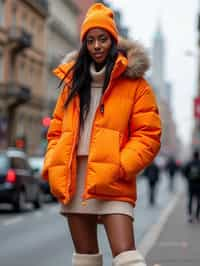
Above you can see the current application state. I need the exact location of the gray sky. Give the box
[107,0,199,146]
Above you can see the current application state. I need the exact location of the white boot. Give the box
[113,250,147,266]
[72,253,103,266]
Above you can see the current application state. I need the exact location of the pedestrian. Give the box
[165,156,178,192]
[182,150,200,223]
[144,161,160,206]
[42,3,161,266]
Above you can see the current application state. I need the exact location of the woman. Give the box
[42,3,161,266]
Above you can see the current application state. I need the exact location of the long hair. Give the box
[58,36,118,128]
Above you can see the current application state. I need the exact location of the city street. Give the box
[0,1,199,266]
[0,172,184,266]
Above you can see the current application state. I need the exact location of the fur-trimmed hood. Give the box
[60,37,150,79]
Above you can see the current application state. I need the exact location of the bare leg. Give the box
[66,213,99,254]
[101,214,136,257]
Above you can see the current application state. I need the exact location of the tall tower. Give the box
[151,22,179,156]
[151,23,165,100]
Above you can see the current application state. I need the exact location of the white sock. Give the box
[113,250,147,266]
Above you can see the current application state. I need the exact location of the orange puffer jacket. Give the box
[42,38,162,206]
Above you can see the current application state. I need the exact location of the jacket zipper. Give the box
[82,80,114,203]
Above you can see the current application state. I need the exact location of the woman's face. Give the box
[86,28,112,65]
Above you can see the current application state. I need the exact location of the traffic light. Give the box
[42,116,51,128]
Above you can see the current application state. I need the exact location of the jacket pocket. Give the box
[87,128,121,194]
[48,165,69,202]
[49,132,72,166]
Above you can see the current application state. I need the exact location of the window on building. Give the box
[0,0,5,26]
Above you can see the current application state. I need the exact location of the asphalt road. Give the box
[0,172,184,266]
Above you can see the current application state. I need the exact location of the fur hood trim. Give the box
[61,37,150,79]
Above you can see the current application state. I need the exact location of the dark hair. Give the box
[58,36,118,128]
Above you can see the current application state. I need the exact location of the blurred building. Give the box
[151,24,165,100]
[45,0,79,115]
[0,0,48,153]
[158,99,180,156]
[0,0,80,155]
[151,23,172,105]
[150,23,180,157]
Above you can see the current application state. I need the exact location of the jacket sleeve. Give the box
[42,88,67,180]
[120,79,162,181]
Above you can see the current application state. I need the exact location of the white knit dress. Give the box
[60,64,133,219]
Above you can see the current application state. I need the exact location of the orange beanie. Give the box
[80,3,119,43]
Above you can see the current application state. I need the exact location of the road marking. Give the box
[3,216,23,226]
[138,191,182,257]
[158,241,189,248]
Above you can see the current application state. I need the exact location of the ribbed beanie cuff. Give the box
[113,250,147,266]
[72,253,103,266]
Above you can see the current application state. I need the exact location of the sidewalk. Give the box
[144,193,200,266]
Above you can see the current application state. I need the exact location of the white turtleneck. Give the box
[77,63,106,156]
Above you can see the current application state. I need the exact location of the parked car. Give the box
[0,148,42,212]
[28,156,54,200]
